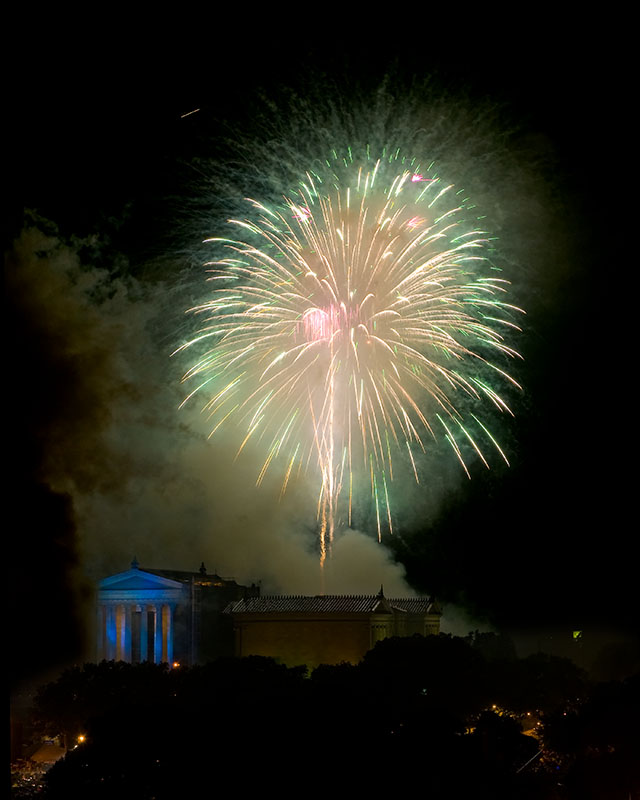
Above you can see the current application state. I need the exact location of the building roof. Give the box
[128,559,248,590]
[98,568,187,592]
[225,594,440,615]
[143,567,241,587]
[389,598,442,615]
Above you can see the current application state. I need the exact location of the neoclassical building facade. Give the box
[97,563,442,669]
[96,560,259,665]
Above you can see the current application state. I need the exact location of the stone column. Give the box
[115,605,125,661]
[123,605,133,662]
[154,604,163,663]
[163,604,175,665]
[139,606,148,662]
[96,605,104,661]
[106,605,117,661]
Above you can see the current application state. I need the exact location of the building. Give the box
[226,588,442,668]
[96,559,259,665]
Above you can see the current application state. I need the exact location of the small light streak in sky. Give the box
[411,173,435,183]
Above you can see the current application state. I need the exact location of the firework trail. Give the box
[177,147,523,566]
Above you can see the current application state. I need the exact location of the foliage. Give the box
[33,640,637,798]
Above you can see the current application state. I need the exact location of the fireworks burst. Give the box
[177,148,523,564]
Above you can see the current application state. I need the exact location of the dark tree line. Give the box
[32,634,638,799]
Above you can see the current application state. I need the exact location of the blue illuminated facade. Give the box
[97,566,188,664]
[97,560,259,665]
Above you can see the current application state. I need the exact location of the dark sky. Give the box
[8,21,634,685]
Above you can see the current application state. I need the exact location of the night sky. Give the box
[8,19,634,687]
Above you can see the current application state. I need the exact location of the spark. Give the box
[178,150,523,564]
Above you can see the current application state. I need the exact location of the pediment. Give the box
[99,569,185,591]
[370,597,394,614]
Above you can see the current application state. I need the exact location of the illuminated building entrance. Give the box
[96,565,187,664]
[96,560,260,665]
